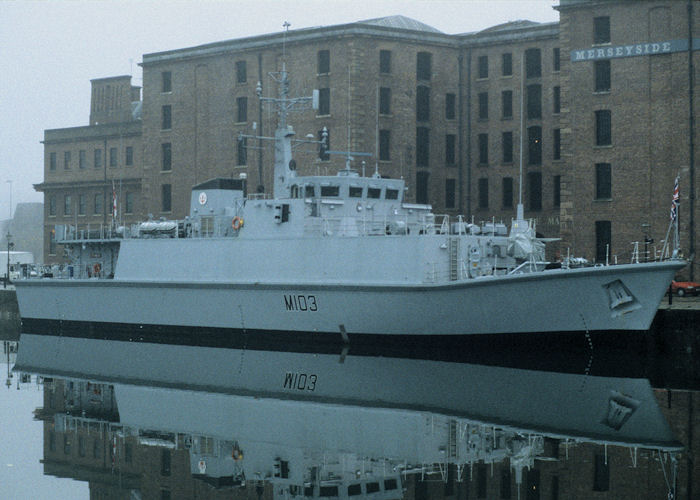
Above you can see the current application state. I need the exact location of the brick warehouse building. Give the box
[38,0,700,280]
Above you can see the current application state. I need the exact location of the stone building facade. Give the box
[37,76,143,261]
[38,1,700,279]
[557,0,700,273]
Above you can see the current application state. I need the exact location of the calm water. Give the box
[2,325,698,500]
[0,357,87,499]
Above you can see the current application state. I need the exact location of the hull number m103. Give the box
[283,372,317,391]
[284,294,318,311]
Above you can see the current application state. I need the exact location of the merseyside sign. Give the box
[571,39,700,62]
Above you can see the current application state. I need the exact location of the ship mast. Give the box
[250,22,319,198]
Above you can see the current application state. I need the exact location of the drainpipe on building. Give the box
[465,48,473,217]
[458,52,464,214]
[688,0,696,280]
[103,138,108,229]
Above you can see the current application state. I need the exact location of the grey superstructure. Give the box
[15,65,684,341]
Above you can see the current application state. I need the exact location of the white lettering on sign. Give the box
[571,39,692,62]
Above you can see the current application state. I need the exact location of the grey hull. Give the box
[15,260,682,335]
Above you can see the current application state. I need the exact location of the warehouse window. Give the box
[502,52,512,76]
[478,178,489,209]
[445,178,456,209]
[502,177,513,208]
[527,84,542,119]
[379,130,391,161]
[379,49,391,73]
[502,90,513,119]
[237,137,247,166]
[379,87,391,115]
[595,110,612,146]
[502,131,513,164]
[445,134,456,165]
[596,163,612,199]
[553,47,561,71]
[478,55,488,79]
[235,60,247,83]
[417,52,432,80]
[318,88,330,115]
[528,171,542,211]
[236,96,247,122]
[161,71,171,93]
[478,133,489,165]
[595,222,612,264]
[595,60,611,92]
[161,184,172,213]
[594,16,611,44]
[445,93,456,120]
[528,126,542,165]
[478,92,488,120]
[161,105,172,130]
[317,49,330,74]
[525,48,541,78]
[94,194,103,215]
[416,85,430,121]
[161,143,172,171]
[416,127,430,167]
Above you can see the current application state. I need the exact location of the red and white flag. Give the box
[670,176,680,221]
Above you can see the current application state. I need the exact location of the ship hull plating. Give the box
[15,260,681,338]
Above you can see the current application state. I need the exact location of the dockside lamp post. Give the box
[4,233,11,288]
[4,180,11,289]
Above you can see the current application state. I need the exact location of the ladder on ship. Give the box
[449,238,460,281]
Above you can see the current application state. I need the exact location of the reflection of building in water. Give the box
[28,376,690,500]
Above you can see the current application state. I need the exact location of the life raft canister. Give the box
[232,216,244,231]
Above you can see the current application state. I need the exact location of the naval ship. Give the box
[15,64,684,343]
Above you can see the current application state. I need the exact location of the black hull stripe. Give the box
[20,317,653,377]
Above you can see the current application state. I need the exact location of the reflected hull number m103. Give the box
[284,372,317,391]
[284,294,318,311]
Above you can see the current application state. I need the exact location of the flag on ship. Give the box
[670,176,680,221]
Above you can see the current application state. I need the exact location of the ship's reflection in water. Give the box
[11,332,695,500]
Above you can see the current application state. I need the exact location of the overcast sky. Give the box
[0,0,559,223]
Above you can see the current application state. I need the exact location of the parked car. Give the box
[670,280,700,297]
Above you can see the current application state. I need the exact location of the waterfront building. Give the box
[36,76,143,261]
[37,1,700,280]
